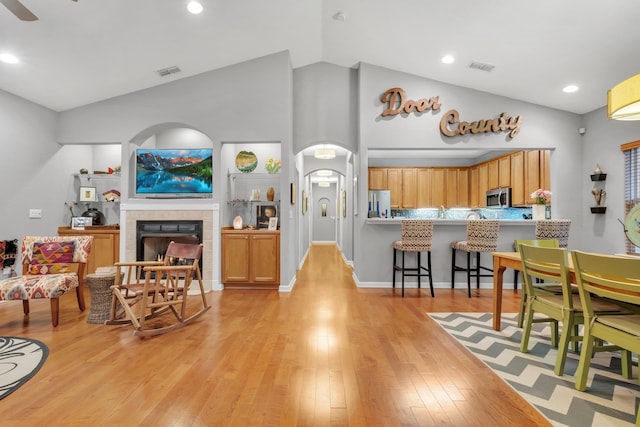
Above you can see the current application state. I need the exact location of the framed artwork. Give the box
[353,177,358,216]
[290,183,296,205]
[268,217,278,230]
[256,204,278,229]
[71,216,92,230]
[342,190,346,218]
[79,186,96,202]
[302,190,307,215]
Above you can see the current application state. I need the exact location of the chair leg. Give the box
[427,252,434,297]
[22,300,30,315]
[401,251,406,297]
[517,292,526,328]
[475,252,481,289]
[50,298,60,327]
[75,282,86,311]
[417,252,421,290]
[392,248,397,289]
[513,270,519,290]
[466,251,472,298]
[451,248,456,288]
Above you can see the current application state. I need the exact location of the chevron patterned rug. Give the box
[429,312,640,427]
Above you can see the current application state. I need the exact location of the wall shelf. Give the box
[590,206,606,214]
[590,173,607,181]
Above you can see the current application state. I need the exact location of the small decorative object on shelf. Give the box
[233,216,243,230]
[264,158,281,174]
[590,164,607,181]
[592,188,606,206]
[266,187,275,201]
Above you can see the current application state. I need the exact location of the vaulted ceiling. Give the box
[1,0,639,114]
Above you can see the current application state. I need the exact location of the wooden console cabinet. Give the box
[221,227,280,289]
[58,225,120,274]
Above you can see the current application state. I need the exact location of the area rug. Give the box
[0,336,48,400]
[429,312,640,427]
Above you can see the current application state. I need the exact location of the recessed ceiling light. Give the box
[187,1,203,14]
[0,53,19,64]
[441,55,455,64]
[563,85,579,93]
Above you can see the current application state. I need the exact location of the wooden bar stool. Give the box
[451,220,500,297]
[392,220,434,297]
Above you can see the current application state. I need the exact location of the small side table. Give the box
[86,267,120,324]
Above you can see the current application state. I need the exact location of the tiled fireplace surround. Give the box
[120,202,221,292]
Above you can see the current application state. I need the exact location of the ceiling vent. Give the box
[468,61,495,72]
[157,66,181,77]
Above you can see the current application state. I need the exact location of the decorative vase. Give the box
[532,204,546,221]
[266,187,275,201]
[81,208,106,226]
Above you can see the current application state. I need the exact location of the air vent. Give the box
[468,61,495,72]
[156,66,181,77]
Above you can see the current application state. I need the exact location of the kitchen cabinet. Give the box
[498,155,511,188]
[477,163,489,207]
[221,227,280,289]
[469,166,479,207]
[416,168,432,208]
[510,151,525,206]
[457,168,469,207]
[58,226,120,274]
[488,159,499,190]
[386,168,417,209]
[431,168,447,208]
[368,167,387,190]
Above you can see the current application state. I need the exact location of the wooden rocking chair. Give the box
[106,241,210,337]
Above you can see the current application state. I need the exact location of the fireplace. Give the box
[136,220,203,268]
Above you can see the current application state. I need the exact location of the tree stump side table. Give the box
[86,267,121,324]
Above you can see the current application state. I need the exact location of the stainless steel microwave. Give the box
[486,187,512,208]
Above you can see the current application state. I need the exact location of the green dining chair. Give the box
[519,245,627,376]
[514,239,559,329]
[571,251,640,410]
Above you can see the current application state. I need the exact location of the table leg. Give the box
[493,258,506,330]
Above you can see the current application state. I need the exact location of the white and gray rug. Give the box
[429,312,640,427]
[0,336,48,400]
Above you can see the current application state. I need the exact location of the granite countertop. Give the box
[366,218,534,225]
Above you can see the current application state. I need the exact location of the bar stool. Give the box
[451,220,500,297]
[392,220,434,297]
[513,219,572,289]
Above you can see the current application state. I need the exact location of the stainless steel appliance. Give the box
[486,187,512,208]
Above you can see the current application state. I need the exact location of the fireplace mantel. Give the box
[119,201,221,292]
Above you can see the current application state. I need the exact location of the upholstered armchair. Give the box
[0,235,93,326]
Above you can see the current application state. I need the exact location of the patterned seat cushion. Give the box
[0,273,79,300]
[392,220,433,252]
[451,220,500,253]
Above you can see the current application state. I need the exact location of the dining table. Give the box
[491,251,577,330]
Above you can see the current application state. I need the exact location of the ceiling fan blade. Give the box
[0,0,38,21]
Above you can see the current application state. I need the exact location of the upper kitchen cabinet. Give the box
[368,167,387,190]
[416,168,432,208]
[387,168,417,209]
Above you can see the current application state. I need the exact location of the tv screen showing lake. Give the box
[136,171,212,194]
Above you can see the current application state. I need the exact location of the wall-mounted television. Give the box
[134,148,213,198]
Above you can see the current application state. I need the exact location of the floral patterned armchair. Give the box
[0,236,93,326]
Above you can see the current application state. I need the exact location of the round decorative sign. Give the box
[235,151,257,173]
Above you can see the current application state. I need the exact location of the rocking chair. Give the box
[106,241,210,337]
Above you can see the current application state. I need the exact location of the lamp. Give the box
[608,73,640,120]
[314,148,336,160]
[318,181,330,187]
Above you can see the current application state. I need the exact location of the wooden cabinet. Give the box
[524,150,542,205]
[469,166,479,207]
[368,167,387,190]
[498,156,511,188]
[431,168,447,208]
[58,226,120,274]
[457,168,469,208]
[510,151,525,206]
[221,228,280,289]
[488,159,499,190]
[477,162,489,207]
[385,168,417,209]
[416,168,432,208]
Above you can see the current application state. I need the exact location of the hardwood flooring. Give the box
[0,244,549,426]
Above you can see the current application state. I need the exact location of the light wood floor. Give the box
[0,244,549,426]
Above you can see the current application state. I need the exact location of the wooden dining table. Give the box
[491,251,578,330]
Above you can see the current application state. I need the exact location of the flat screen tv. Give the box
[135,148,213,198]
